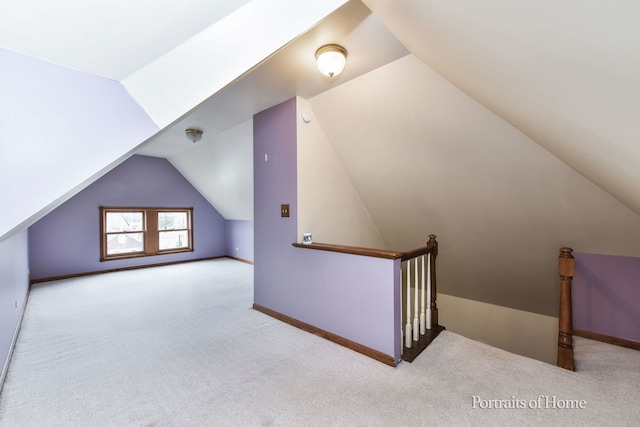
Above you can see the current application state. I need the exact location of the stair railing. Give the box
[401,234,444,362]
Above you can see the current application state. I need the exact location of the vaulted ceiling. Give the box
[368,0,640,216]
[2,0,639,316]
[3,0,638,220]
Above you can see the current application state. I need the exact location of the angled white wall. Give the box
[169,120,254,220]
[297,97,386,248]
[365,0,640,216]
[308,54,640,317]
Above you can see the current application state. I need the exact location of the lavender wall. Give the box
[253,98,400,360]
[254,98,299,307]
[0,230,29,382]
[28,155,227,280]
[573,252,640,343]
[225,220,254,262]
[0,48,159,240]
[291,250,401,359]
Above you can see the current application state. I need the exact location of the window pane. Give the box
[106,232,144,255]
[158,211,188,230]
[106,212,143,232]
[159,230,189,250]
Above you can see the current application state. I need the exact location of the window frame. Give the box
[100,207,194,261]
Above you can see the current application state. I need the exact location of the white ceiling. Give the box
[9,0,637,209]
[134,0,408,223]
[2,0,638,219]
[0,0,408,159]
[0,0,253,80]
[364,0,640,216]
[135,0,408,158]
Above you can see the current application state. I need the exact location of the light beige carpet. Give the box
[1,259,638,426]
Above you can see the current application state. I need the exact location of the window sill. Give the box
[100,248,194,262]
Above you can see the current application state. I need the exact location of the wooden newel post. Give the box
[557,247,575,371]
[427,234,439,327]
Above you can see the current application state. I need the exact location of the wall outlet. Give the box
[281,204,290,217]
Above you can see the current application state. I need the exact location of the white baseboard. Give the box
[0,288,30,394]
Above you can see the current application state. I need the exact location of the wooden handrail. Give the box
[292,242,404,259]
[399,236,435,261]
[292,237,437,261]
[557,247,575,371]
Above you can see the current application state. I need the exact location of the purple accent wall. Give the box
[253,98,400,360]
[225,220,254,262]
[0,230,29,381]
[573,252,640,343]
[292,250,401,358]
[28,155,227,280]
[254,97,299,307]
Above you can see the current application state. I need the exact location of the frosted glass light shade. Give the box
[315,44,347,77]
[185,128,203,143]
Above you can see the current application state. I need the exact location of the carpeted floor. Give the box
[0,258,638,426]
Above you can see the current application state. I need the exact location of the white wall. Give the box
[365,0,640,217]
[308,54,640,317]
[170,120,254,220]
[296,97,386,248]
[438,294,558,364]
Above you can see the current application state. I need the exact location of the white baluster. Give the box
[405,261,412,348]
[400,267,404,353]
[420,255,426,334]
[426,254,432,330]
[413,258,419,341]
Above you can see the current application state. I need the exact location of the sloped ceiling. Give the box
[138,0,408,220]
[363,0,640,216]
[169,120,254,221]
[138,0,408,159]
[0,0,253,81]
[140,0,640,228]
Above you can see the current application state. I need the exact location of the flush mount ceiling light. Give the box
[185,128,203,143]
[315,44,347,78]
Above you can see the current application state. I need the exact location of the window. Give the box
[103,210,145,256]
[158,211,190,250]
[100,207,193,261]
